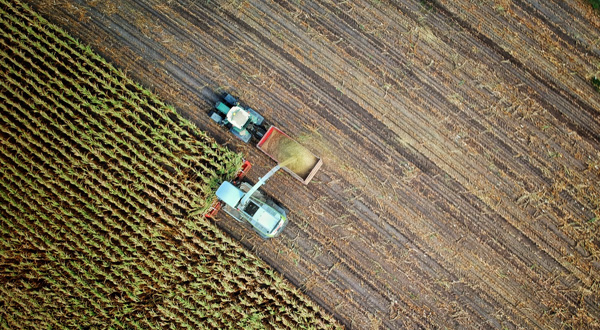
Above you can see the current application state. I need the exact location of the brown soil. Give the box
[29,0,600,328]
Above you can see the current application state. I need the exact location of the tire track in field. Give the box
[423,0,600,146]
[526,0,600,57]
[205,1,596,328]
[204,4,568,326]
[46,0,252,128]
[414,0,599,297]
[182,7,509,318]
[297,0,568,214]
[255,0,592,314]
[178,5,452,327]
[213,2,439,176]
[332,0,598,287]
[193,0,592,326]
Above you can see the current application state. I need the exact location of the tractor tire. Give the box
[224,94,237,106]
[208,110,223,123]
[254,125,267,140]
[246,123,267,140]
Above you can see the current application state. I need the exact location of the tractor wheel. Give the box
[208,110,223,123]
[254,125,267,140]
[224,94,237,106]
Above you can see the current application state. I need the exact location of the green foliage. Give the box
[591,76,600,92]
[588,0,600,9]
[0,0,341,329]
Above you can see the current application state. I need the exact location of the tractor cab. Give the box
[209,94,266,143]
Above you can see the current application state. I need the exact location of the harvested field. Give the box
[0,1,341,328]
[25,0,600,328]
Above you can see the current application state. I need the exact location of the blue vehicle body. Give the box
[209,94,266,143]
[216,180,288,239]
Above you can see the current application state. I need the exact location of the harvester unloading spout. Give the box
[239,164,282,208]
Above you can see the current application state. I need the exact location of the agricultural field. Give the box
[19,0,600,329]
[0,1,341,328]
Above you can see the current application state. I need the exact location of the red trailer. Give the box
[257,126,322,185]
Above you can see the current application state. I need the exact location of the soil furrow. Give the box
[25,0,600,328]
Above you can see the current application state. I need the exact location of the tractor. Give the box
[208,93,268,143]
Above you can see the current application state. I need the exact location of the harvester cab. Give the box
[212,164,288,239]
[208,94,268,143]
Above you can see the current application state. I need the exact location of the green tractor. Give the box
[208,94,268,143]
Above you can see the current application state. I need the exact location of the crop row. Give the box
[0,0,341,329]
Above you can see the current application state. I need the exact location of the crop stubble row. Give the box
[27,0,600,329]
[205,1,599,327]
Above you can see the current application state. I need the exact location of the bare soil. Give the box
[29,0,600,328]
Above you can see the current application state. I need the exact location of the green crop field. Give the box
[0,0,341,328]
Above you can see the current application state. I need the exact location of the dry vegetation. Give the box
[25,0,600,328]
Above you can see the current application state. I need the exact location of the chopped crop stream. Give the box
[0,1,341,328]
